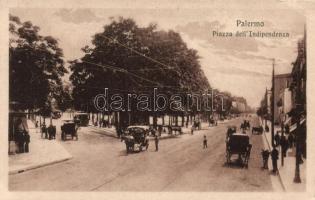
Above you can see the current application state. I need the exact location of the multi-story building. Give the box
[273,73,292,124]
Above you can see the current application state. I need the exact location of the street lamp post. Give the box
[271,59,275,147]
[293,73,302,183]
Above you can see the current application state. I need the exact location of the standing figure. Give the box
[265,124,269,132]
[191,125,194,135]
[261,149,270,169]
[271,147,279,174]
[274,132,280,147]
[154,135,159,151]
[158,126,162,136]
[15,118,26,153]
[288,133,294,148]
[280,135,288,157]
[24,132,30,153]
[203,135,208,149]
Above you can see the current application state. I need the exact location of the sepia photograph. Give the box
[2,0,314,197]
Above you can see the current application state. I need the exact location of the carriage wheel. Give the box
[226,151,231,164]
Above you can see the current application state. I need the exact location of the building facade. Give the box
[273,73,292,125]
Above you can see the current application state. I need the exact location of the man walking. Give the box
[203,135,208,149]
[154,135,159,151]
[271,147,279,174]
[261,149,270,169]
[274,132,280,147]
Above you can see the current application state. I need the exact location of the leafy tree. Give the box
[70,17,211,127]
[9,15,67,116]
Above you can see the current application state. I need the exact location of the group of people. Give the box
[261,147,279,174]
[40,123,56,140]
[274,131,295,157]
[15,118,30,154]
[97,119,111,128]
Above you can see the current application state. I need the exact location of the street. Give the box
[9,116,273,191]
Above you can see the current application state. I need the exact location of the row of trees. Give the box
[9,15,250,128]
[9,15,72,119]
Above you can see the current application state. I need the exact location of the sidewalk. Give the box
[260,119,306,192]
[9,120,72,175]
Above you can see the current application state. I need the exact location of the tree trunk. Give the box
[153,115,158,129]
[114,112,118,127]
[175,115,178,126]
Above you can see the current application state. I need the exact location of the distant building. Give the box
[232,101,246,113]
[273,73,292,124]
[266,89,272,115]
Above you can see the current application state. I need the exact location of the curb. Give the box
[260,119,286,192]
[9,156,73,175]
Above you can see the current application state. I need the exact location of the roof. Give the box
[127,125,150,130]
[231,133,249,137]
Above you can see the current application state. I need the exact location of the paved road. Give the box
[9,116,273,191]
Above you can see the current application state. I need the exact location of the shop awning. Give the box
[289,118,306,133]
[284,117,292,126]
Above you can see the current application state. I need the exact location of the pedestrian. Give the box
[158,125,162,136]
[265,125,269,132]
[15,118,26,153]
[274,132,280,147]
[24,132,30,153]
[288,133,294,148]
[15,129,23,153]
[41,123,46,138]
[191,125,194,135]
[261,149,270,169]
[203,135,207,149]
[271,147,279,174]
[151,128,156,137]
[280,135,288,157]
[154,135,159,151]
[35,121,39,128]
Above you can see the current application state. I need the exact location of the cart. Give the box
[226,133,252,168]
[61,120,78,141]
[122,126,149,153]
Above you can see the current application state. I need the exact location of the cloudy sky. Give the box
[10,6,306,107]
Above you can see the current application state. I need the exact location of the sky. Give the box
[10,6,306,108]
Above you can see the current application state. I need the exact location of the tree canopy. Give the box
[70,17,210,113]
[9,14,68,115]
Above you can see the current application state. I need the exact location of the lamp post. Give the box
[293,71,302,183]
[271,59,275,147]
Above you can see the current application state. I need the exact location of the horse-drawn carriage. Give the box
[209,118,217,126]
[168,125,182,135]
[61,120,78,141]
[226,126,237,138]
[226,132,252,168]
[240,120,250,131]
[252,125,263,134]
[122,125,149,153]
